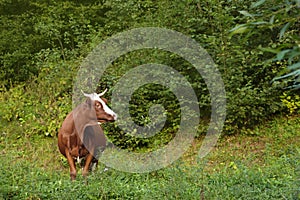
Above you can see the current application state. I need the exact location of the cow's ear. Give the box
[101,97,108,104]
[85,98,92,108]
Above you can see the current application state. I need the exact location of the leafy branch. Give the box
[230,0,300,89]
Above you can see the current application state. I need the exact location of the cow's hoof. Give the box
[70,173,76,181]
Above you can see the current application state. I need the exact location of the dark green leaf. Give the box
[273,70,300,81]
[279,22,291,39]
[275,49,292,61]
[250,21,268,25]
[287,49,300,63]
[251,0,266,8]
[288,62,300,71]
[229,24,248,35]
[238,10,254,18]
[259,47,279,54]
[269,15,275,24]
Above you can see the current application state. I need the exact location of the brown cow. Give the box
[58,89,117,181]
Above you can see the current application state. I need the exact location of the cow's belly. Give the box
[70,145,89,159]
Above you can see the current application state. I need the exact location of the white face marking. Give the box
[89,93,117,120]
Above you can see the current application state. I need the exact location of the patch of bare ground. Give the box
[182,116,300,173]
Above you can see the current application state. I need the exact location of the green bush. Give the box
[0,52,75,137]
[99,0,286,137]
[229,0,300,89]
[1,0,299,144]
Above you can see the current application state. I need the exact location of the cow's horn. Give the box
[98,88,108,97]
[81,90,92,98]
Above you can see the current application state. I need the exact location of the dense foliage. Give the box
[230,0,300,89]
[0,0,300,149]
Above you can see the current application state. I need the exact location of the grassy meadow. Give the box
[0,116,299,199]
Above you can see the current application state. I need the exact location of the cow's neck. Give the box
[72,102,99,139]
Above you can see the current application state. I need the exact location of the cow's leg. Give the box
[82,152,94,178]
[65,148,76,181]
[89,158,98,172]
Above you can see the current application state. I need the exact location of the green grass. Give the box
[0,117,299,199]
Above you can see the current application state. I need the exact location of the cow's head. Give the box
[82,89,117,123]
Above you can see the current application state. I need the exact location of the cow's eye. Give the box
[96,102,102,109]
